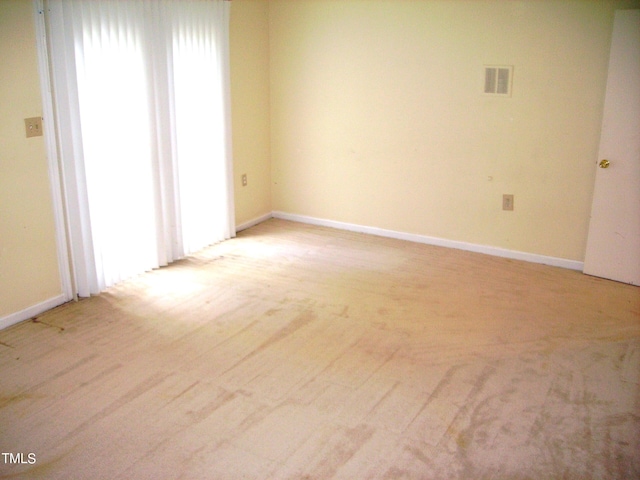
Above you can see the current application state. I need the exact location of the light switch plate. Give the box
[25,117,43,138]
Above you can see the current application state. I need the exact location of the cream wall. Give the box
[230,0,272,227]
[269,0,639,261]
[0,0,62,319]
[1,0,634,322]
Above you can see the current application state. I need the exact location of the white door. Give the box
[583,9,640,286]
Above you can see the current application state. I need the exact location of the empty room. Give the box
[1,0,639,478]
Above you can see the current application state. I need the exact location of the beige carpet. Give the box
[1,218,638,479]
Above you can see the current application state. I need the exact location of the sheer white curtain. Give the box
[43,0,234,297]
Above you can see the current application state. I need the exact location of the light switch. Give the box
[25,117,43,138]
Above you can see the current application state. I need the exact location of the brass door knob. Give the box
[599,159,610,169]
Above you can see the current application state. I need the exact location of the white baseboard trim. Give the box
[272,211,584,271]
[236,212,274,232]
[0,294,68,331]
[0,213,583,332]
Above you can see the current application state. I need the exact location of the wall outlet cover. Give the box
[503,194,514,211]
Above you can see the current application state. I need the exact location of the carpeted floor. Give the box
[1,219,639,479]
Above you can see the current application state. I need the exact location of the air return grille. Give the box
[484,65,513,96]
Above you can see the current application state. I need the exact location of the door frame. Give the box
[33,0,75,301]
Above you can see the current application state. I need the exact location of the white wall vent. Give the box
[484,65,513,96]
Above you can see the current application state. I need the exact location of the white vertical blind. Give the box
[75,1,159,289]
[44,0,234,296]
[169,0,234,255]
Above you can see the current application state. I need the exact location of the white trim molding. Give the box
[272,211,584,271]
[33,0,75,301]
[0,295,68,331]
[236,212,273,232]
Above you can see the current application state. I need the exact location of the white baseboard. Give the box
[0,294,68,331]
[0,213,583,332]
[272,211,584,271]
[236,212,273,232]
